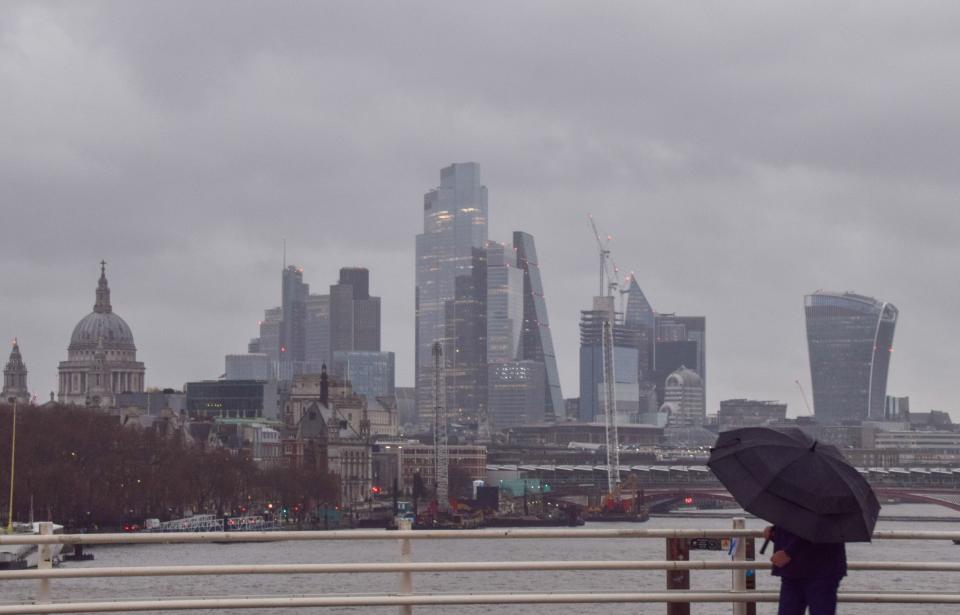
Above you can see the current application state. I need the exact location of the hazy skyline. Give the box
[2,2,958,417]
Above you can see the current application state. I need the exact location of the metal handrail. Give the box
[3,559,960,581]
[4,527,960,545]
[3,591,960,614]
[4,523,960,614]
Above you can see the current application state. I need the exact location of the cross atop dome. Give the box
[94,260,112,314]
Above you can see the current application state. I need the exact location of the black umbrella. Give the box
[707,427,880,543]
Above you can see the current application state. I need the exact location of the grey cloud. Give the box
[1,1,957,416]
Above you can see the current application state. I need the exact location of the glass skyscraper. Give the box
[513,231,564,420]
[415,163,489,425]
[805,291,898,423]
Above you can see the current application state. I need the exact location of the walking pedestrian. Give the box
[764,525,847,615]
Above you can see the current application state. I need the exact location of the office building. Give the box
[652,314,706,405]
[331,351,395,400]
[578,295,641,422]
[487,360,546,430]
[885,396,910,421]
[280,265,309,371]
[225,353,274,381]
[513,231,564,420]
[659,366,705,427]
[2,339,29,404]
[718,399,787,431]
[330,267,381,355]
[444,248,487,425]
[485,241,524,363]
[415,162,488,426]
[305,294,331,370]
[805,291,898,423]
[185,380,279,420]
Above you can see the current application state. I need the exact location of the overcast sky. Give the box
[2,1,958,418]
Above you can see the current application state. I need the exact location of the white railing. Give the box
[2,521,960,613]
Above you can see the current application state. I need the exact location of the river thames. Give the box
[4,504,958,614]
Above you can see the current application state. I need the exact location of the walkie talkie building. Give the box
[804,291,898,423]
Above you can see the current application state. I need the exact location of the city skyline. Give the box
[2,3,958,418]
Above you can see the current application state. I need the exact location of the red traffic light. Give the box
[683,496,694,505]
[371,486,381,494]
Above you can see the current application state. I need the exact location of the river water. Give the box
[3,504,958,614]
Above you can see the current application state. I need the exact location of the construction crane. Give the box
[601,320,621,494]
[795,380,813,415]
[588,214,620,298]
[432,342,449,512]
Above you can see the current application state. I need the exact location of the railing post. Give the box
[745,535,756,615]
[37,521,53,610]
[731,517,747,615]
[398,518,413,615]
[666,536,690,615]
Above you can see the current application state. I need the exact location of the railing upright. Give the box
[731,518,747,615]
[37,522,53,611]
[665,535,690,615]
[398,519,413,615]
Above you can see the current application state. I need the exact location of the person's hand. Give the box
[762,526,774,541]
[770,550,791,568]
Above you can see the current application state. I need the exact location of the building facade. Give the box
[330,351,395,400]
[58,263,146,407]
[805,291,898,423]
[487,360,546,430]
[660,366,706,427]
[415,163,489,426]
[225,353,274,381]
[718,399,788,431]
[184,380,279,420]
[578,295,641,422]
[513,231,564,421]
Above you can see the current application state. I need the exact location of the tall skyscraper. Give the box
[805,291,898,423]
[331,350,395,401]
[280,265,309,368]
[444,248,487,425]
[514,231,564,420]
[330,267,381,355]
[485,241,524,363]
[415,162,488,425]
[305,293,331,369]
[2,339,30,404]
[623,274,656,385]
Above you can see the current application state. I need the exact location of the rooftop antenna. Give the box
[283,239,287,269]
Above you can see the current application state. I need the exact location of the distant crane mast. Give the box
[432,342,449,512]
[589,214,621,495]
[601,320,621,493]
[795,380,813,415]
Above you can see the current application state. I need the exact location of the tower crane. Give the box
[433,342,449,512]
[588,214,620,298]
[588,214,621,497]
[795,380,813,415]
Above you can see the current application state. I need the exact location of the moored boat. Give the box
[0,522,65,569]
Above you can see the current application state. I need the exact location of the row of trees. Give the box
[0,404,339,529]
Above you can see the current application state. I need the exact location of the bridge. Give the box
[2,522,960,613]
[490,464,960,512]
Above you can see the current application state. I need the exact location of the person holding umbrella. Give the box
[763,524,847,614]
[708,427,880,615]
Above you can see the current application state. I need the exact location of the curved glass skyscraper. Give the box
[804,291,898,423]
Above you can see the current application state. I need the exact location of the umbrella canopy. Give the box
[707,427,880,543]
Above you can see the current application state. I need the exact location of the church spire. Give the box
[94,260,112,314]
[3,337,30,404]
